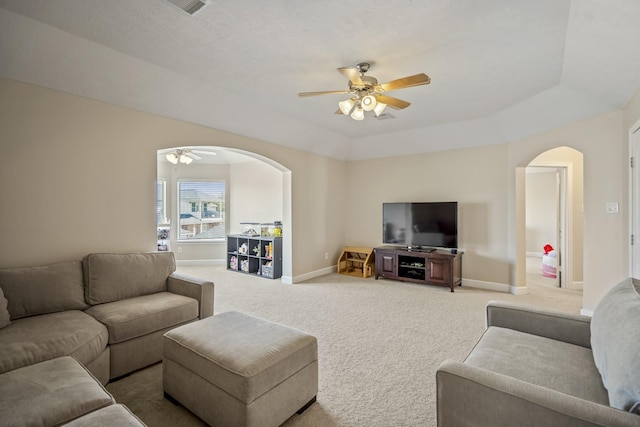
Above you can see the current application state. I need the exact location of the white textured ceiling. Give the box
[1,0,639,160]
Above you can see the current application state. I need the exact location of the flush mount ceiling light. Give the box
[298,62,430,121]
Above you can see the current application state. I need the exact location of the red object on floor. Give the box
[541,250,557,278]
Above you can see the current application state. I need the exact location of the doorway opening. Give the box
[524,147,584,291]
[156,146,292,280]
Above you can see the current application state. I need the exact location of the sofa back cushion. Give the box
[83,252,176,305]
[591,277,640,414]
[0,261,88,320]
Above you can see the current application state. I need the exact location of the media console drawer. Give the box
[374,246,462,292]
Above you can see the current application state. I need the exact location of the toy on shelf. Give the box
[240,223,260,236]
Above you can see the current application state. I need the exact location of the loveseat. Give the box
[437,278,640,426]
[0,252,213,384]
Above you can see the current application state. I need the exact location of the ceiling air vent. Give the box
[166,0,210,15]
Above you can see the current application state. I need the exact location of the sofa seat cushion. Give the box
[85,292,198,344]
[0,356,114,426]
[0,261,88,320]
[591,278,640,414]
[83,252,176,305]
[0,310,108,374]
[464,326,609,405]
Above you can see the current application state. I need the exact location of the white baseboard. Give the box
[175,263,543,298]
[176,259,224,266]
[289,266,336,284]
[462,279,523,294]
[580,308,594,317]
[566,281,583,291]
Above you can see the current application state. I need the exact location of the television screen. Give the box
[383,202,458,249]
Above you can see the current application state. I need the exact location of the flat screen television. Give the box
[382,202,458,249]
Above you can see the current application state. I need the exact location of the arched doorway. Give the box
[523,147,584,291]
[156,146,293,280]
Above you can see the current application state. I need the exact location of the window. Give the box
[156,179,167,224]
[177,180,225,241]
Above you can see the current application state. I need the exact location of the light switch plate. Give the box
[606,202,619,214]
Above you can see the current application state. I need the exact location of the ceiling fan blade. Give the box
[376,94,411,110]
[377,73,430,92]
[335,108,344,115]
[186,152,202,160]
[298,90,351,97]
[191,150,217,156]
[337,67,364,86]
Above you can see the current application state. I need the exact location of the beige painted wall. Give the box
[0,77,347,280]
[346,144,510,285]
[508,111,627,311]
[229,160,283,234]
[2,77,639,310]
[348,110,631,310]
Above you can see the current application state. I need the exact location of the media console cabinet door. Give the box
[380,254,395,275]
[426,258,451,285]
[375,250,397,279]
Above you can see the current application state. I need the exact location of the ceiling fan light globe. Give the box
[166,153,179,164]
[361,95,377,111]
[179,154,193,164]
[373,102,387,116]
[338,98,355,115]
[350,106,365,121]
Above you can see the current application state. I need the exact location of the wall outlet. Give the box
[325,252,329,260]
[178,247,183,253]
[606,202,619,214]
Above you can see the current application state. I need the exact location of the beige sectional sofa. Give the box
[0,251,213,425]
[437,278,640,426]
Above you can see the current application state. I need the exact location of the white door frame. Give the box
[526,162,572,289]
[629,118,640,279]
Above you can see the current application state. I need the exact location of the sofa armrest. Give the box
[486,301,591,348]
[436,359,639,427]
[167,273,214,319]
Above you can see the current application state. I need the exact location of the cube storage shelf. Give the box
[227,234,282,279]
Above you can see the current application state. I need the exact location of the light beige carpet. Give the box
[106,266,583,427]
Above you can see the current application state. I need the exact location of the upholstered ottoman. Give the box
[163,311,318,427]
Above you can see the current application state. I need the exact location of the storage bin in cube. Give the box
[261,265,274,278]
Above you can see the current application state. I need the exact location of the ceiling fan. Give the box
[162,148,217,164]
[298,62,430,120]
